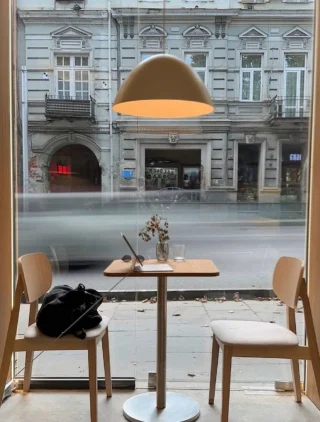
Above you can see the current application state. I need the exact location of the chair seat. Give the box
[24,316,110,342]
[211,320,299,347]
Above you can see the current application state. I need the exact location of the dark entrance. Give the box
[281,144,302,201]
[237,144,260,202]
[49,144,101,192]
[145,149,201,192]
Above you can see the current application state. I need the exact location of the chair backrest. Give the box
[18,253,52,303]
[273,256,304,309]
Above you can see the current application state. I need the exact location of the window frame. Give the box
[55,54,90,100]
[184,52,208,86]
[283,53,307,117]
[240,54,263,102]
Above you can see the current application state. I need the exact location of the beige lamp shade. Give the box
[113,54,214,118]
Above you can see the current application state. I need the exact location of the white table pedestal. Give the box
[123,392,200,422]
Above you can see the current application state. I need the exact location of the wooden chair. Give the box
[0,253,112,422]
[208,256,320,422]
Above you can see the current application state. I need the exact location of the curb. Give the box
[22,288,275,304]
[175,219,305,228]
[100,288,275,302]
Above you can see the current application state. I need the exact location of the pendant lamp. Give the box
[113,54,214,118]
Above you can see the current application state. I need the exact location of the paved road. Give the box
[54,224,305,292]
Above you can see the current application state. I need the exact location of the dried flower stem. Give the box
[139,215,170,243]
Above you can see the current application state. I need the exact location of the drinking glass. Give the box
[172,244,186,261]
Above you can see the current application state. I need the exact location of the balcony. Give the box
[269,96,311,123]
[45,95,96,122]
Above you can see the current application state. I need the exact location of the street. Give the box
[54,224,305,292]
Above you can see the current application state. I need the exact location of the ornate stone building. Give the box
[17,0,313,203]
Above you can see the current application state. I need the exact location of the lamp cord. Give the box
[163,0,166,54]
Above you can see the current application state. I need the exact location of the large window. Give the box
[56,55,89,100]
[12,0,316,396]
[185,53,208,84]
[240,54,262,101]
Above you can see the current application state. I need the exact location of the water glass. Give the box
[172,244,186,261]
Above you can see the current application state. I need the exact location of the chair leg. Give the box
[221,346,232,422]
[102,328,112,398]
[291,360,301,403]
[209,336,220,405]
[23,351,34,393]
[88,341,98,422]
[310,345,320,400]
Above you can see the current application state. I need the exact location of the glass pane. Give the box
[242,71,251,100]
[285,72,298,117]
[141,53,156,61]
[253,71,261,101]
[197,71,205,83]
[14,0,315,392]
[286,72,298,97]
[241,55,262,68]
[300,70,305,97]
[185,53,207,68]
[285,54,306,68]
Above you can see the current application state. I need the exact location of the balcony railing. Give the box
[269,96,311,120]
[45,95,96,122]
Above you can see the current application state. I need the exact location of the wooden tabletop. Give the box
[104,259,219,278]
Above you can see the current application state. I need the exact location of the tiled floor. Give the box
[0,388,319,422]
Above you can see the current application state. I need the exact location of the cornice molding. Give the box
[28,125,110,135]
[112,8,312,21]
[18,10,107,24]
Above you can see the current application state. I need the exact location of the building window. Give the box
[141,52,160,62]
[284,54,306,117]
[56,55,89,100]
[185,53,208,84]
[240,54,262,101]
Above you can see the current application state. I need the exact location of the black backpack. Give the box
[36,284,103,339]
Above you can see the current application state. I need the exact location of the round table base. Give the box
[123,392,200,422]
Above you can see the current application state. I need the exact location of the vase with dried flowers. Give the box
[139,215,170,261]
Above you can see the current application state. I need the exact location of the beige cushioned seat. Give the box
[24,316,110,342]
[211,320,299,347]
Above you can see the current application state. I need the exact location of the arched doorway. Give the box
[49,144,101,192]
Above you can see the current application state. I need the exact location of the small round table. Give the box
[104,259,220,422]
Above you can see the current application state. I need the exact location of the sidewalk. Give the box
[17,298,305,388]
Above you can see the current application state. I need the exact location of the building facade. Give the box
[17,0,314,203]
